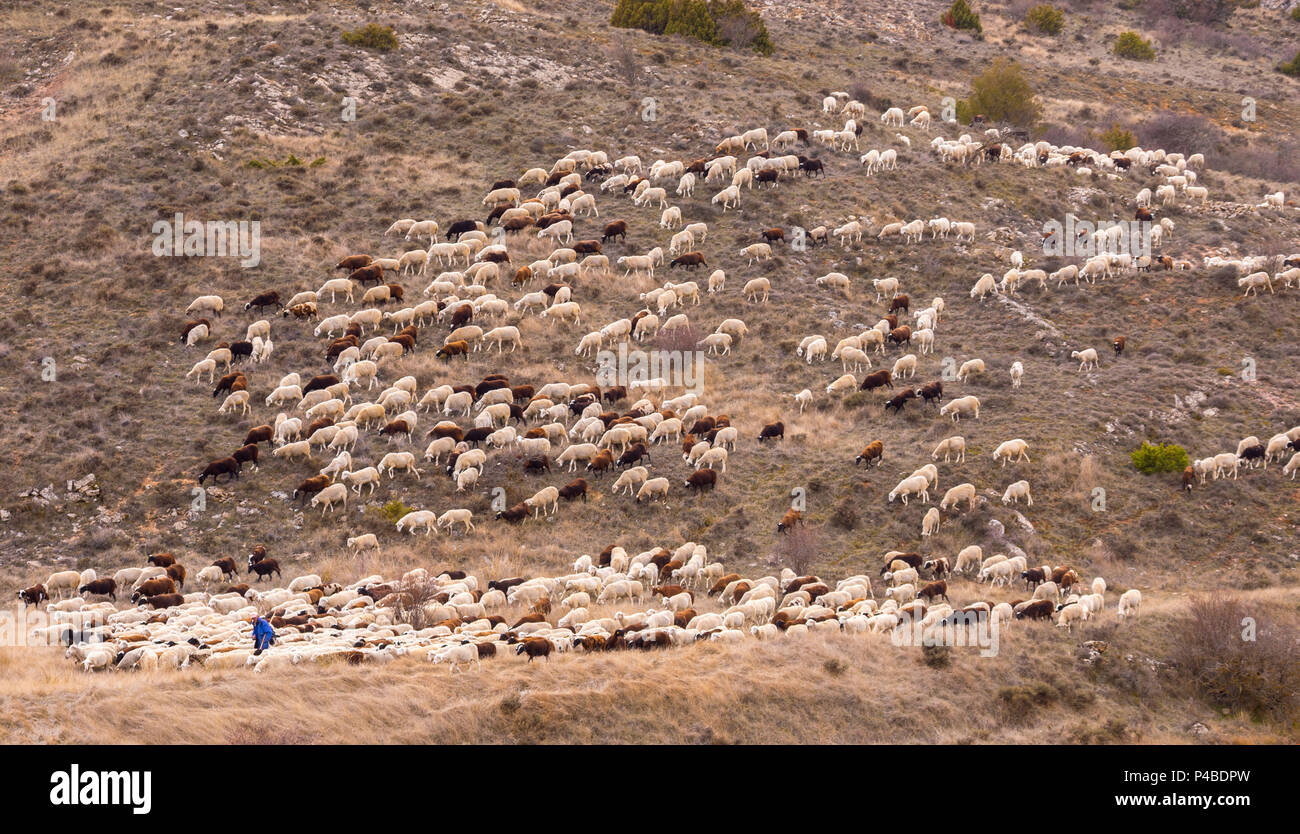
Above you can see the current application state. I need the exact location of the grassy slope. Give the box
[0,0,1296,742]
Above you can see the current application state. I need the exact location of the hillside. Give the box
[0,0,1297,744]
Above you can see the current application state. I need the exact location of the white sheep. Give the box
[1071,348,1099,372]
[921,507,941,537]
[1001,480,1033,506]
[970,273,997,300]
[939,396,980,422]
[186,295,224,318]
[1117,589,1142,620]
[888,475,930,505]
[956,358,984,382]
[940,483,977,512]
[1009,361,1024,389]
[992,439,1031,466]
[932,436,966,463]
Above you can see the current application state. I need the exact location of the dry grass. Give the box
[0,0,1298,742]
[2,587,1294,744]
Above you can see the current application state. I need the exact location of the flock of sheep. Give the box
[23,542,1142,673]
[22,84,1298,674]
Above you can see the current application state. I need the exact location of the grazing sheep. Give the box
[1009,361,1024,388]
[1117,589,1142,620]
[921,507,941,537]
[1001,480,1033,506]
[940,483,977,512]
[992,439,1031,466]
[932,436,966,463]
[956,358,984,382]
[939,396,980,422]
[1071,348,1099,372]
[888,475,930,505]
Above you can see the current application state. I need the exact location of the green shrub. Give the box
[374,499,413,524]
[341,23,398,51]
[954,58,1041,127]
[1113,31,1155,60]
[942,0,982,33]
[1099,123,1136,152]
[1292,6,1300,22]
[1280,49,1300,77]
[1024,4,1064,35]
[611,0,773,54]
[1131,441,1189,474]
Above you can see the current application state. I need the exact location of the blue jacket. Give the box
[252,617,275,650]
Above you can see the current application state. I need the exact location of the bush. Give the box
[1280,49,1300,78]
[374,498,413,524]
[611,0,773,54]
[1138,110,1223,156]
[942,0,983,33]
[1292,6,1300,22]
[954,58,1041,127]
[1130,441,1189,474]
[1169,596,1299,722]
[1099,123,1136,152]
[1113,31,1155,60]
[1024,4,1064,35]
[341,23,399,51]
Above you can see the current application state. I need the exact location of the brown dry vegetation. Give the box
[0,0,1297,742]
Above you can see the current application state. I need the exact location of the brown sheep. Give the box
[601,220,628,243]
[670,251,707,269]
[437,341,470,361]
[293,475,330,503]
[348,264,385,285]
[244,291,281,313]
[131,577,176,600]
[336,254,372,271]
[249,559,282,582]
[859,369,894,392]
[777,508,803,532]
[198,457,240,485]
[758,420,785,442]
[79,578,117,600]
[685,469,718,491]
[232,443,260,470]
[515,637,552,662]
[558,479,588,501]
[855,440,884,467]
[303,374,340,395]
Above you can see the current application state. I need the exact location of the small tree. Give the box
[1099,123,1137,153]
[340,23,399,51]
[1024,4,1064,35]
[957,58,1041,127]
[1131,441,1189,475]
[778,524,819,575]
[942,0,982,34]
[1114,31,1156,60]
[1280,49,1300,78]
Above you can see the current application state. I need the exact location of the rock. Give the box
[1010,511,1034,534]
[986,518,1005,539]
[1187,722,1210,736]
